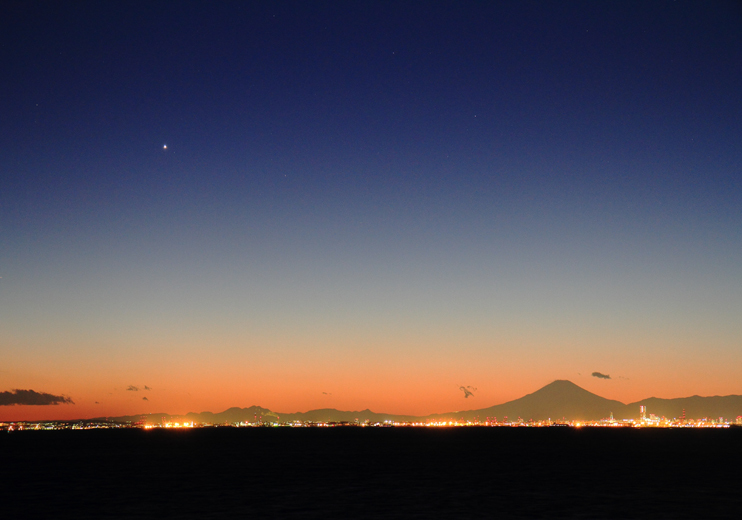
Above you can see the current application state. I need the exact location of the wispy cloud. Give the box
[142,396,149,401]
[0,389,74,406]
[459,385,477,398]
[126,385,139,391]
[144,385,151,390]
[592,372,611,380]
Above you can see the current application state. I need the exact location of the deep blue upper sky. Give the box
[2,1,741,416]
[5,1,740,217]
[5,1,740,283]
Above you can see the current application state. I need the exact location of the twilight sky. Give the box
[2,0,741,421]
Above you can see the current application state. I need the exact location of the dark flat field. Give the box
[2,427,741,519]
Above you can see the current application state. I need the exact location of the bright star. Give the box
[163,144,167,150]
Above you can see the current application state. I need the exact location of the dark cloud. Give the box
[144,385,151,390]
[0,389,74,406]
[142,396,148,401]
[459,385,477,398]
[126,385,139,391]
[592,372,611,380]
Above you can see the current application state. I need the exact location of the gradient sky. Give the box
[2,0,741,421]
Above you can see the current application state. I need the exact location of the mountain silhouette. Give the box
[488,379,630,421]
[429,380,629,422]
[91,380,742,425]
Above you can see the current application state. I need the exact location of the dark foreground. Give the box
[2,427,741,519]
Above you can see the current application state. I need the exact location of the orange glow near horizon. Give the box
[3,362,742,422]
[3,314,742,422]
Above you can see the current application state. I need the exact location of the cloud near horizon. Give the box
[592,372,611,379]
[126,385,139,391]
[0,389,74,406]
[459,386,477,398]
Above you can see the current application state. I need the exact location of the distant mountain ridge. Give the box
[95,380,742,425]
[630,395,742,421]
